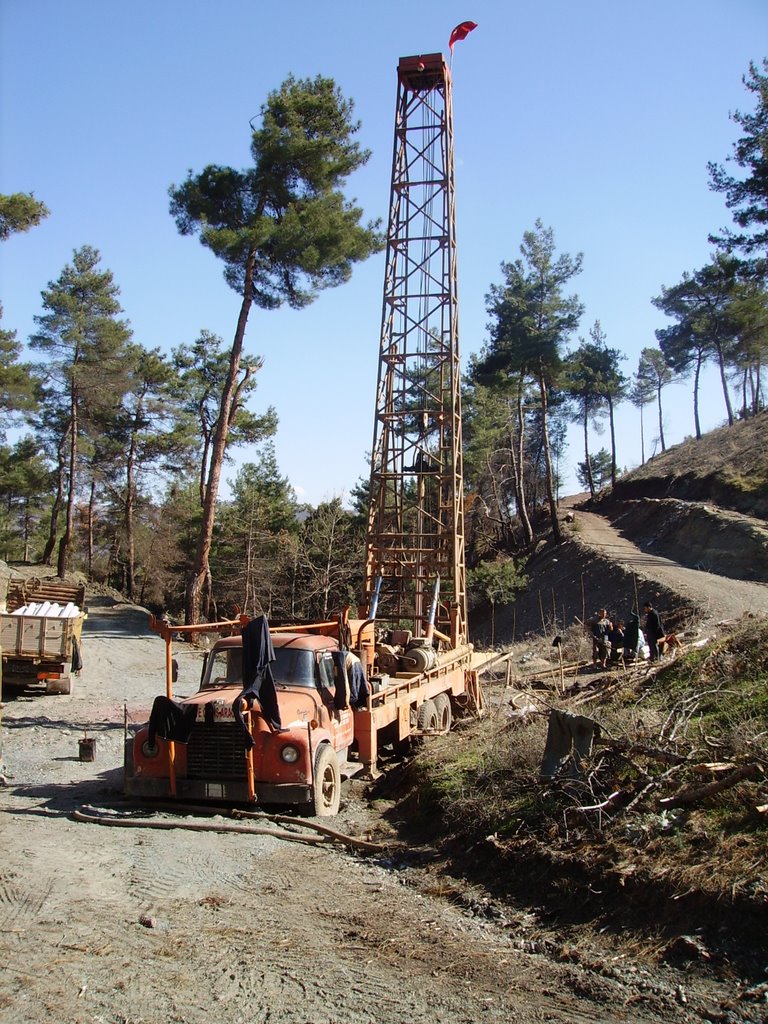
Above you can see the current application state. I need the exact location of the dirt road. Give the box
[573,508,768,622]
[0,597,758,1023]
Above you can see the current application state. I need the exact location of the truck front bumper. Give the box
[124,775,312,806]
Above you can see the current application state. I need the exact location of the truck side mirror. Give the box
[200,652,208,685]
[172,658,179,684]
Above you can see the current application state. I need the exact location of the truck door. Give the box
[317,651,354,752]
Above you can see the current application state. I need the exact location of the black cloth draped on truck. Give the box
[233,615,282,747]
[147,695,197,746]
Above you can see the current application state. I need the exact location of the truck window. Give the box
[273,648,316,687]
[201,646,318,689]
[202,649,243,688]
[318,651,335,690]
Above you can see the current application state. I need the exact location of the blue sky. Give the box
[2,1,766,504]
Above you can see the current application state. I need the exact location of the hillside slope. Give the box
[609,409,768,518]
[471,414,768,644]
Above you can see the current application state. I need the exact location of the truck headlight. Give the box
[280,744,300,764]
[142,740,159,759]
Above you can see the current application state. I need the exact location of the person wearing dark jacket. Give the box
[643,601,664,661]
[623,612,641,661]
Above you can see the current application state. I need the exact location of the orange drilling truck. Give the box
[124,609,479,815]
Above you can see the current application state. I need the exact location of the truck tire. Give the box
[417,698,439,733]
[433,692,452,732]
[310,744,341,817]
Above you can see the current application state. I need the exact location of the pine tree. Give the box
[30,246,132,576]
[474,221,583,542]
[709,60,768,274]
[0,192,49,240]
[169,75,382,623]
[636,348,673,454]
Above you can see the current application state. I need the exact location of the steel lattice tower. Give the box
[365,53,467,647]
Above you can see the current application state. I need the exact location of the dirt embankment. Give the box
[2,596,759,1024]
[597,498,768,582]
[609,410,768,519]
[472,511,768,647]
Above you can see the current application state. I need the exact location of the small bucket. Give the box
[79,737,96,762]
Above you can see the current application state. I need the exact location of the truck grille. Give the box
[186,723,248,779]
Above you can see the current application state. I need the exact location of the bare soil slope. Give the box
[609,409,768,518]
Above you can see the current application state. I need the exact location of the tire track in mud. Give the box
[127,826,281,905]
[0,868,56,933]
[192,849,577,1024]
[0,865,75,1010]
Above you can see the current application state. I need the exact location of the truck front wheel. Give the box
[310,744,341,817]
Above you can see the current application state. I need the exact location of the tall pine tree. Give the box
[30,246,132,576]
[169,75,382,623]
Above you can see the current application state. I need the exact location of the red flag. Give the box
[448,20,478,52]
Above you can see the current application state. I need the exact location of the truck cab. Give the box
[125,632,354,814]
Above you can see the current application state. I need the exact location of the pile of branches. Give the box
[503,625,768,845]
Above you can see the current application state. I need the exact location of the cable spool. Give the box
[401,641,437,673]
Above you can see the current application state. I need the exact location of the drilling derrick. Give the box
[366,53,467,648]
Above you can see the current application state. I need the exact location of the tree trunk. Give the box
[43,429,69,565]
[753,360,761,415]
[583,407,595,498]
[656,385,666,453]
[513,385,533,546]
[607,394,617,488]
[714,342,735,426]
[639,401,645,465]
[125,419,138,602]
[87,479,95,580]
[742,368,749,420]
[693,350,703,439]
[57,395,78,577]
[186,246,257,624]
[22,498,31,563]
[198,407,211,509]
[537,366,562,544]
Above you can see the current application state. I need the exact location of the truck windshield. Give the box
[202,647,318,689]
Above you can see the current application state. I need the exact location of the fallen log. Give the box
[658,763,759,809]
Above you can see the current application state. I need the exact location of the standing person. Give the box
[591,608,612,668]
[643,600,664,662]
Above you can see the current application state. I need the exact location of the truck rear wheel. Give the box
[310,744,341,817]
[433,692,452,732]
[417,698,439,733]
